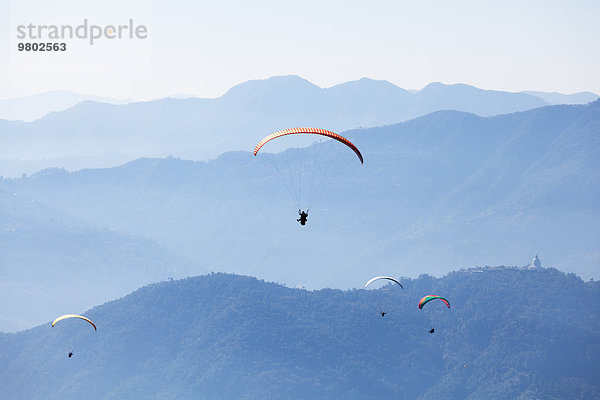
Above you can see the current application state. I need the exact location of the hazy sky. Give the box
[1,0,599,100]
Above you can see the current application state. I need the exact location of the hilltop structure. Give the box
[528,255,542,269]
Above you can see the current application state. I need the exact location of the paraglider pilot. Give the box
[297,210,308,225]
[429,328,435,334]
[68,351,74,358]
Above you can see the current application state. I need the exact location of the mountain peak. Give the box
[421,81,486,93]
[328,77,411,96]
[222,75,321,99]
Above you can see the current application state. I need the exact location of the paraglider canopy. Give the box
[254,127,364,164]
[364,276,403,289]
[418,295,450,309]
[52,314,97,331]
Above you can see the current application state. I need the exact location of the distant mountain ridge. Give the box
[521,90,598,105]
[0,187,203,332]
[0,90,128,122]
[1,269,598,399]
[1,76,597,177]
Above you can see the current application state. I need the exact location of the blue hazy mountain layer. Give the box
[0,90,127,122]
[1,101,598,332]
[0,187,203,332]
[0,270,598,399]
[521,90,598,105]
[0,76,551,167]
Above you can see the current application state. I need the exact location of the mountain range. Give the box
[1,269,598,399]
[1,100,598,332]
[1,76,597,177]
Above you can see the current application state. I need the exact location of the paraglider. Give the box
[254,127,363,222]
[419,296,449,334]
[52,314,97,330]
[52,314,96,358]
[364,276,403,316]
[418,295,450,309]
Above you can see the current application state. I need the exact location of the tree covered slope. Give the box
[0,268,598,399]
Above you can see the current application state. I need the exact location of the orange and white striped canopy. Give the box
[253,127,363,164]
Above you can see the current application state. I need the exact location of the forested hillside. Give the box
[0,268,598,399]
